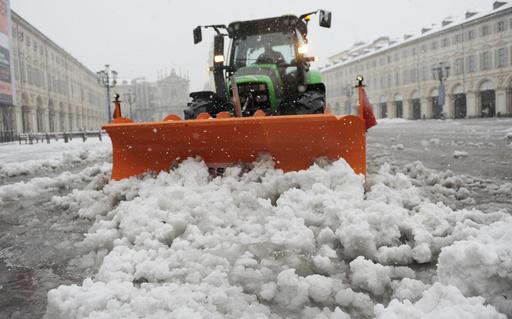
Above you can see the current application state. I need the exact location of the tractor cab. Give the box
[188,10,331,118]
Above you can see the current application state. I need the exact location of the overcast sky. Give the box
[11,0,496,91]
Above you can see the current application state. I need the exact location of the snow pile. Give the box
[505,128,512,140]
[376,118,410,124]
[453,150,469,159]
[44,158,509,318]
[438,221,512,315]
[0,138,110,178]
[375,283,506,319]
[0,163,111,204]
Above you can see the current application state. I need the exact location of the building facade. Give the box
[321,1,512,119]
[0,10,106,136]
[114,70,189,122]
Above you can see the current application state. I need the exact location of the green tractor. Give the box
[185,10,332,119]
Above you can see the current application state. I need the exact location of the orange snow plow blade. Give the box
[103,114,366,180]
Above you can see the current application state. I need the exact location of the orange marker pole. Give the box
[113,94,122,119]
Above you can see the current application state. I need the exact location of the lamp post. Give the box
[432,63,450,114]
[97,64,118,122]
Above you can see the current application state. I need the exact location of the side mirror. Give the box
[319,10,332,28]
[193,26,202,44]
[213,35,224,66]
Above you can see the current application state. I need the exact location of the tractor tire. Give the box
[294,91,326,115]
[184,98,212,120]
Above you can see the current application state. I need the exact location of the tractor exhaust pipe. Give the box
[231,79,242,117]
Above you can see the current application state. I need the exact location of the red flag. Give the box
[358,85,377,130]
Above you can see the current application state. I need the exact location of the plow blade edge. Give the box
[103,114,366,180]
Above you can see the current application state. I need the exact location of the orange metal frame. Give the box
[103,113,366,180]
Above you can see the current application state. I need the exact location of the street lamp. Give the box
[97,64,118,122]
[432,63,450,117]
[432,63,450,82]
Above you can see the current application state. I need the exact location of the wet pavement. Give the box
[0,167,100,319]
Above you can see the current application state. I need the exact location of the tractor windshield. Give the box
[232,32,296,68]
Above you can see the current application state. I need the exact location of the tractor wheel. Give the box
[295,91,326,115]
[184,98,213,120]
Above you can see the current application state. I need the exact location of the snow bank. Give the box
[0,138,110,178]
[0,163,111,204]
[375,283,506,319]
[438,221,512,315]
[453,150,469,159]
[376,118,410,124]
[44,157,509,318]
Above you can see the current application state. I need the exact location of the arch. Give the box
[409,90,419,100]
[394,94,403,102]
[476,78,495,92]
[379,96,387,103]
[504,74,512,88]
[429,87,439,97]
[451,83,465,95]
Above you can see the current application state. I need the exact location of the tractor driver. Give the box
[256,41,286,65]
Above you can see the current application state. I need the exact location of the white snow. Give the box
[375,118,410,124]
[35,156,510,318]
[375,283,507,319]
[0,137,110,178]
[453,150,469,159]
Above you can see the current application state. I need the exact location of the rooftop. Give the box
[321,1,512,72]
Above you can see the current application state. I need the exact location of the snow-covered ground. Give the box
[0,137,110,180]
[0,119,511,318]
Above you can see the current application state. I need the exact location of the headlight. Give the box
[214,55,225,63]
[298,44,308,54]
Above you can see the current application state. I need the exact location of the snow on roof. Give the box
[321,2,512,72]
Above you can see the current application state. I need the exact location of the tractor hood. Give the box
[233,65,282,97]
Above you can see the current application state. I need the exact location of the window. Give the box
[454,33,462,44]
[467,30,475,40]
[496,47,507,68]
[431,41,438,50]
[481,25,490,37]
[480,51,492,71]
[394,52,399,62]
[402,49,408,59]
[467,55,476,73]
[454,58,464,75]
[421,44,427,53]
[496,21,506,33]
[394,72,400,86]
[442,37,450,47]
[403,70,409,85]
[410,68,418,83]
[421,66,428,81]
